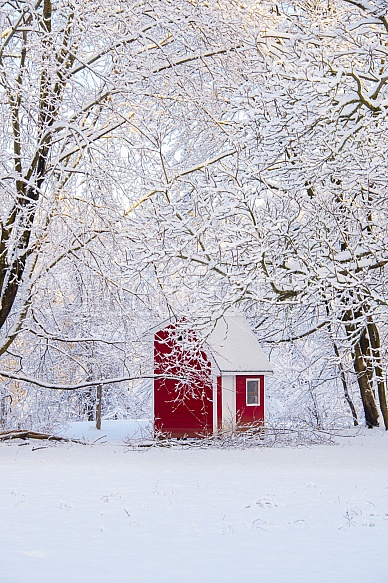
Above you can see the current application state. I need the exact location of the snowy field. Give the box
[1,422,388,583]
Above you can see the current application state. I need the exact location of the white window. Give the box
[246,379,260,405]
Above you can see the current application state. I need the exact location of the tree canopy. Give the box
[1,0,387,430]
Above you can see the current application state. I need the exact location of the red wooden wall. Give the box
[235,375,264,427]
[154,326,213,438]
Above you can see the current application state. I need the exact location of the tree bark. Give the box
[332,340,358,426]
[343,309,380,428]
[367,319,388,430]
[353,341,380,427]
[84,388,95,421]
[96,384,102,430]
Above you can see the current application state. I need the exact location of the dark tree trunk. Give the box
[343,309,380,428]
[96,385,103,430]
[332,340,358,426]
[353,341,380,428]
[367,319,388,430]
[84,388,95,421]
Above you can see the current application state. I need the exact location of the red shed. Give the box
[153,310,272,438]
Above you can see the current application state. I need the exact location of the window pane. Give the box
[246,380,259,405]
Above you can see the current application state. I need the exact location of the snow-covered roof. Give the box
[206,310,273,375]
[151,309,272,375]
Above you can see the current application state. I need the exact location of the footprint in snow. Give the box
[101,492,121,503]
[252,518,270,530]
[289,519,308,527]
[59,502,71,511]
[256,498,278,508]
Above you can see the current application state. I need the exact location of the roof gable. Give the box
[206,310,272,374]
[152,309,272,375]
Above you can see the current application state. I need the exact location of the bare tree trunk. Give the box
[83,388,95,421]
[343,309,380,428]
[332,340,358,426]
[353,341,380,427]
[367,319,388,430]
[326,301,359,426]
[96,385,102,430]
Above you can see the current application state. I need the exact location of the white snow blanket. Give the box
[1,423,387,583]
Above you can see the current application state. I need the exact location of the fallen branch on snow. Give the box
[0,429,83,443]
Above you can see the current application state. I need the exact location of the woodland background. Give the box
[1,0,388,432]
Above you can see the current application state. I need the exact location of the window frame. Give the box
[246,378,261,406]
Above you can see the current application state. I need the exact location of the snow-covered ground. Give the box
[63,419,153,444]
[1,422,388,583]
